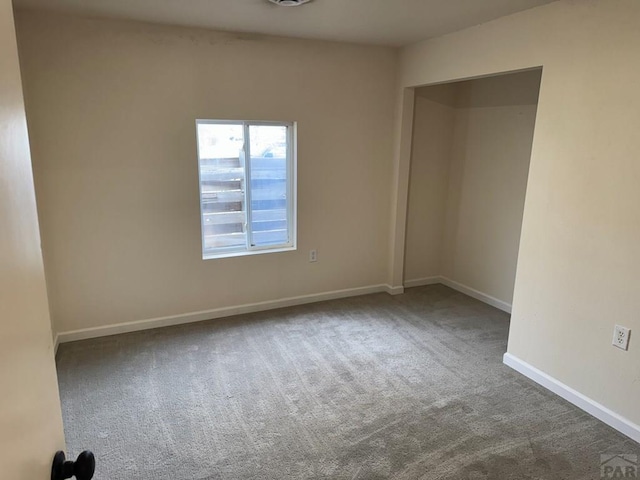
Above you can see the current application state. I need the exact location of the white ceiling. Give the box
[13,0,557,47]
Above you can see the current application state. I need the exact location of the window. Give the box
[196,120,296,259]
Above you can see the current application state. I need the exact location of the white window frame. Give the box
[196,119,297,260]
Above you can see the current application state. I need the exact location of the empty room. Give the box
[1,0,639,479]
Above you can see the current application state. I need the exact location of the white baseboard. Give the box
[54,334,60,356]
[403,276,442,288]
[503,353,640,444]
[55,278,506,346]
[56,284,394,345]
[385,285,405,295]
[439,277,512,313]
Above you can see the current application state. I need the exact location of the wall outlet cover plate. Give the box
[612,325,631,351]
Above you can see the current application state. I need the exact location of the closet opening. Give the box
[403,68,543,313]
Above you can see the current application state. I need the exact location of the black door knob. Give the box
[51,450,95,480]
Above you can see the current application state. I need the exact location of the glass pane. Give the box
[248,125,289,247]
[197,122,247,254]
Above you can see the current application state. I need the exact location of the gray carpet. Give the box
[56,285,638,479]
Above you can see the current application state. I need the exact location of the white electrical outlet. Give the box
[612,325,631,351]
[309,249,317,263]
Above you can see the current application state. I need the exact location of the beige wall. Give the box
[405,71,539,307]
[0,1,65,476]
[403,89,455,282]
[15,11,397,334]
[443,71,540,305]
[399,0,640,426]
[442,103,537,305]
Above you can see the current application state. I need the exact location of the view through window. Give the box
[196,120,296,258]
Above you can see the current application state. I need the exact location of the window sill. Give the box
[203,245,296,261]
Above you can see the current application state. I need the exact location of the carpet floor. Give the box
[56,285,638,479]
